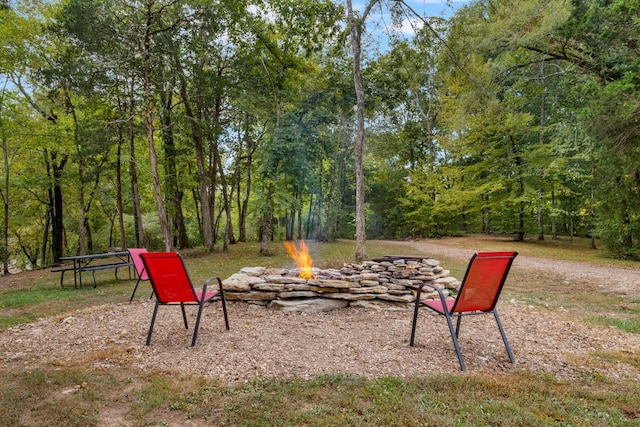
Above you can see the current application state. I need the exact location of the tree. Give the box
[345,0,376,262]
[246,0,342,254]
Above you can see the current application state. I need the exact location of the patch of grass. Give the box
[586,316,640,334]
[218,372,640,426]
[0,369,108,427]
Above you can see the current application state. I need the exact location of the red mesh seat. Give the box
[140,252,229,347]
[410,251,518,371]
[128,248,149,303]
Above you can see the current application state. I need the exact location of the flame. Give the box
[284,240,315,279]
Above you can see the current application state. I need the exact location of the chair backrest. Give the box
[140,252,197,303]
[452,251,518,313]
[127,248,149,280]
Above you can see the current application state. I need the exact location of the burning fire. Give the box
[284,239,315,279]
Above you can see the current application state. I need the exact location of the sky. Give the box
[356,0,471,48]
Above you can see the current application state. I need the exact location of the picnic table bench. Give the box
[51,251,133,288]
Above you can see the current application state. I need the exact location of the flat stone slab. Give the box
[268,298,349,313]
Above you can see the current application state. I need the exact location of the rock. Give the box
[307,279,359,289]
[321,292,377,300]
[350,285,388,294]
[253,283,286,292]
[283,283,315,291]
[240,267,267,276]
[349,300,408,310]
[377,293,415,303]
[278,291,319,299]
[435,277,460,288]
[264,275,307,284]
[224,290,277,301]
[268,298,348,313]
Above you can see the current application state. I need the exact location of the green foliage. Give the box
[2,0,640,260]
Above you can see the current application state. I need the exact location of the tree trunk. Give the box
[43,150,68,263]
[129,75,145,248]
[116,131,126,249]
[551,189,558,239]
[347,0,370,262]
[174,58,213,250]
[0,82,9,273]
[143,3,171,252]
[160,84,189,249]
[68,94,87,256]
[537,79,546,241]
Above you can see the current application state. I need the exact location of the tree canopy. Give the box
[1,0,640,271]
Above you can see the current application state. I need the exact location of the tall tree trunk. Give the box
[174,57,214,250]
[551,189,558,239]
[510,136,525,241]
[67,93,87,256]
[40,211,50,266]
[0,80,9,273]
[143,2,171,252]
[14,76,68,263]
[347,0,372,262]
[212,96,234,250]
[159,83,189,249]
[236,115,262,243]
[129,75,145,248]
[47,150,68,262]
[214,144,234,251]
[236,145,251,242]
[537,77,546,241]
[116,131,126,249]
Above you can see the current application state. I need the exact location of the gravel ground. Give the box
[1,240,639,385]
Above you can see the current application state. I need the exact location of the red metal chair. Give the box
[410,251,518,371]
[128,248,149,303]
[140,252,230,347]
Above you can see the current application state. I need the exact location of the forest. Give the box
[1,0,639,272]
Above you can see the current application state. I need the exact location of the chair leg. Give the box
[146,300,160,345]
[443,312,466,371]
[493,309,515,363]
[409,299,421,347]
[455,315,462,338]
[129,278,142,303]
[220,290,230,330]
[191,300,206,347]
[180,303,189,329]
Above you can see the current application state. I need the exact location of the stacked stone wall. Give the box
[222,257,460,313]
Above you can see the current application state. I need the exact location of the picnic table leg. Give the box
[73,260,79,289]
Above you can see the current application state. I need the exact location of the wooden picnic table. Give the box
[52,251,133,288]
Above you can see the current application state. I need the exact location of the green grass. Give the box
[2,369,638,426]
[1,236,640,426]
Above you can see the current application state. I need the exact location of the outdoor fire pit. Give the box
[221,246,460,312]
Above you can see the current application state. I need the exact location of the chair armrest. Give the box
[416,282,451,307]
[201,277,225,301]
[204,276,223,292]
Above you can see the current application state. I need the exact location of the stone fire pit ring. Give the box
[221,256,460,313]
